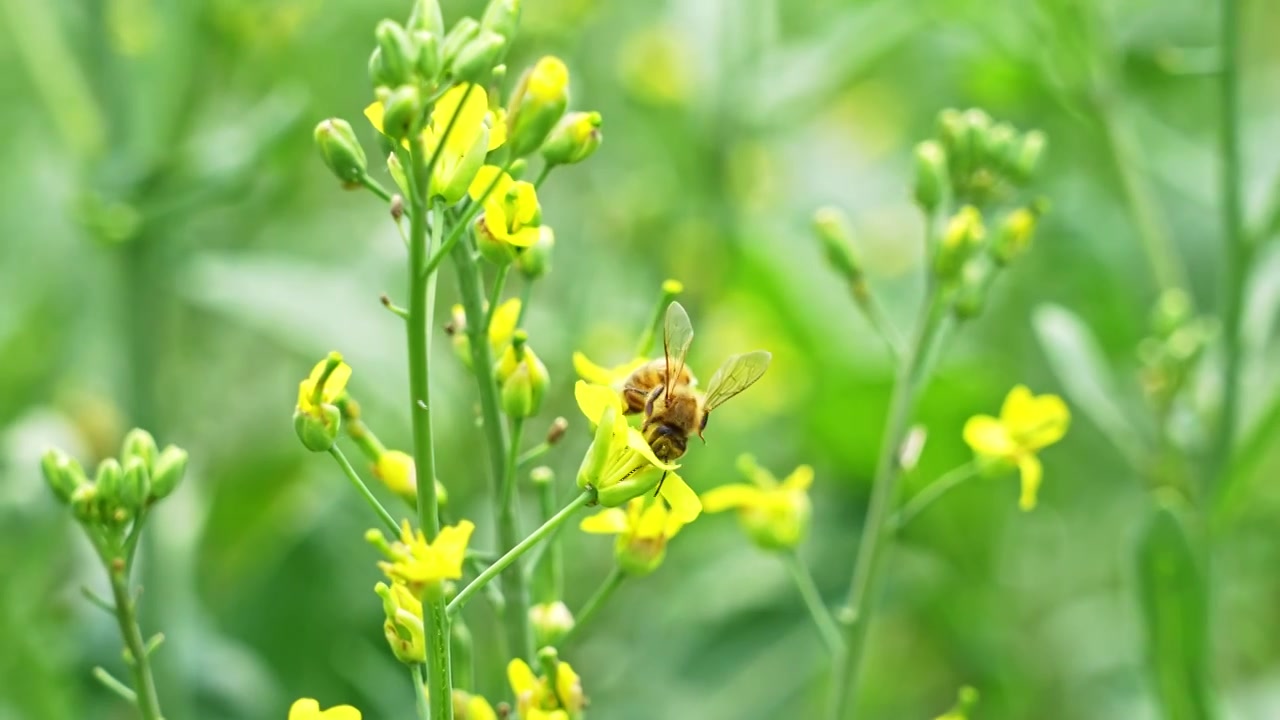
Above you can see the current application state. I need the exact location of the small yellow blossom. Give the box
[375,580,424,663]
[288,699,360,720]
[963,385,1069,511]
[296,355,350,414]
[364,84,505,203]
[571,351,647,387]
[369,519,474,592]
[701,458,813,550]
[581,496,687,575]
[508,656,584,719]
[453,690,497,720]
[372,450,448,506]
[574,381,700,521]
[468,165,541,247]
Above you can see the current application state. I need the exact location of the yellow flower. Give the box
[447,298,522,369]
[571,351,647,387]
[288,699,360,720]
[701,459,813,550]
[962,385,1069,511]
[364,83,505,203]
[375,580,424,664]
[369,519,474,593]
[296,354,350,414]
[454,690,497,720]
[508,656,584,719]
[581,496,687,576]
[468,165,541,247]
[573,381,701,522]
[372,450,449,506]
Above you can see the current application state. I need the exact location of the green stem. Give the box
[92,667,137,704]
[532,476,563,603]
[852,281,904,363]
[534,164,554,189]
[359,174,395,204]
[562,567,626,646]
[448,489,594,617]
[781,551,843,657]
[485,264,510,329]
[891,463,979,531]
[828,289,952,720]
[421,163,512,279]
[328,446,400,535]
[410,663,430,720]
[517,441,553,469]
[1094,97,1187,293]
[499,417,532,659]
[406,132,452,720]
[1211,0,1247,500]
[108,567,163,720]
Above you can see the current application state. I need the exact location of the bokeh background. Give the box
[3,0,1280,718]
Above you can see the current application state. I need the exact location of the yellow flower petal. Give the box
[512,181,539,226]
[469,164,510,202]
[1017,454,1042,511]
[700,483,763,513]
[488,298,522,350]
[322,362,351,403]
[782,465,814,492]
[433,520,475,579]
[289,699,321,720]
[374,450,415,497]
[320,707,361,720]
[659,472,702,524]
[635,500,669,538]
[506,225,542,247]
[507,658,538,698]
[363,102,384,134]
[1007,392,1070,450]
[580,507,629,534]
[962,415,1016,458]
[467,694,498,720]
[486,108,507,150]
[555,661,584,711]
[625,428,678,470]
[573,352,616,385]
[574,381,622,425]
[435,84,489,159]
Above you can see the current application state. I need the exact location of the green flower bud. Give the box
[120,428,158,472]
[934,205,985,281]
[441,18,480,69]
[71,484,100,524]
[150,445,188,500]
[986,122,1018,173]
[369,47,391,89]
[414,30,442,83]
[294,405,342,453]
[41,448,87,504]
[411,0,445,36]
[811,206,861,282]
[530,601,575,648]
[314,119,368,185]
[119,457,151,514]
[937,108,966,168]
[540,111,602,166]
[505,57,570,158]
[94,458,123,511]
[386,152,410,197]
[497,334,549,418]
[507,158,529,180]
[376,581,426,664]
[953,260,995,320]
[380,85,423,142]
[992,206,1039,265]
[912,140,948,213]
[576,405,617,491]
[375,20,419,88]
[595,467,662,508]
[961,108,993,166]
[479,0,521,42]
[516,225,555,280]
[1012,130,1047,182]
[450,29,507,84]
[445,304,473,369]
[1152,289,1193,339]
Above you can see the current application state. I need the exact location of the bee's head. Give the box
[646,423,688,461]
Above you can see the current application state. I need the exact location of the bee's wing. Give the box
[702,350,771,412]
[663,301,694,397]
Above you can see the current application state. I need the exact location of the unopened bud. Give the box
[369,47,391,89]
[119,457,151,514]
[294,405,342,452]
[414,31,442,83]
[451,30,507,84]
[376,581,426,664]
[71,484,100,524]
[1012,130,1047,182]
[986,122,1017,173]
[380,85,423,142]
[1152,289,1193,339]
[912,140,948,212]
[937,108,966,167]
[375,20,418,88]
[992,206,1039,265]
[506,57,570,158]
[812,206,862,281]
[411,0,445,36]
[149,445,188,500]
[961,108,993,166]
[479,0,521,42]
[540,111,602,166]
[314,119,368,185]
[954,260,995,320]
[41,448,87,504]
[530,601,575,647]
[498,336,550,418]
[530,466,555,486]
[515,225,554,279]
[577,405,617,491]
[441,18,480,70]
[120,428,158,472]
[94,458,123,511]
[545,416,569,445]
[935,205,985,281]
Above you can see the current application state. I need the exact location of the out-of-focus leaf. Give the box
[1032,303,1146,466]
[1136,492,1215,720]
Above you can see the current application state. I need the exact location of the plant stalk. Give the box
[781,551,843,657]
[562,566,626,646]
[108,567,163,720]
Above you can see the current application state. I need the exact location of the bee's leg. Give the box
[621,385,647,414]
[697,411,709,443]
[654,470,668,497]
[645,385,664,416]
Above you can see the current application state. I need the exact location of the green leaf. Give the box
[1032,303,1146,466]
[1136,492,1215,720]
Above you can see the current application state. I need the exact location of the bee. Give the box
[621,301,771,491]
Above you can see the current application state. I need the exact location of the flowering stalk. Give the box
[781,551,842,657]
[829,280,952,719]
[560,567,626,646]
[448,489,595,616]
[100,545,164,720]
[328,446,400,535]
[891,463,979,531]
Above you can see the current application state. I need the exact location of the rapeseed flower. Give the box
[702,457,813,550]
[963,385,1069,510]
[580,496,688,575]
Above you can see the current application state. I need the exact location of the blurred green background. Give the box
[3,0,1280,718]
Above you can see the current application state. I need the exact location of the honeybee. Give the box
[622,301,771,489]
